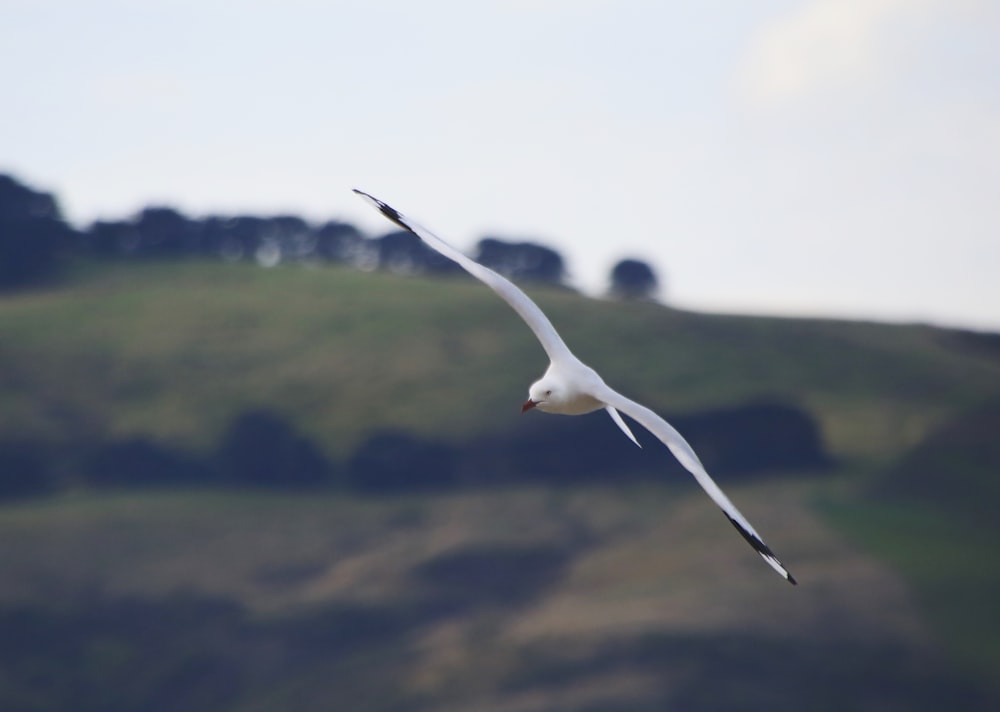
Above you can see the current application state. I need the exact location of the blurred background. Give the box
[2,2,999,710]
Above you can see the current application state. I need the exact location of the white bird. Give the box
[354,189,797,585]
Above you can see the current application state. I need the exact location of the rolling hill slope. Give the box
[1,259,999,710]
[1,260,996,462]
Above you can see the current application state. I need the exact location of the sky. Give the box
[3,0,999,331]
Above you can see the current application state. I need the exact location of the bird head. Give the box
[522,377,556,413]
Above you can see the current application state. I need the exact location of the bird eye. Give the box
[545,390,552,396]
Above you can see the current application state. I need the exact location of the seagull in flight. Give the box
[354,189,797,585]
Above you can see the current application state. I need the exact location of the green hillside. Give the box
[1,260,999,710]
[1,260,996,460]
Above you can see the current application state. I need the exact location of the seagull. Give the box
[354,189,797,585]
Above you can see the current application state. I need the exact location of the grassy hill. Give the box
[1,260,999,710]
[1,260,996,460]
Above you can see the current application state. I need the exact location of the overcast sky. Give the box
[3,0,998,331]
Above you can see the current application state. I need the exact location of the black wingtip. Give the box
[724,513,797,585]
[353,188,409,231]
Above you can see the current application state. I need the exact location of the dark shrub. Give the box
[0,442,53,499]
[347,430,457,493]
[475,237,566,284]
[675,401,832,477]
[83,438,209,487]
[0,174,76,289]
[609,257,659,300]
[216,410,330,487]
[460,399,830,486]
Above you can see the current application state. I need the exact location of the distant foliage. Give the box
[131,207,203,257]
[86,219,140,256]
[348,430,458,493]
[216,410,331,487]
[463,399,830,486]
[476,237,566,285]
[673,401,832,476]
[0,174,76,288]
[87,212,318,265]
[373,230,462,276]
[462,412,660,485]
[314,220,368,265]
[6,398,828,499]
[1,171,583,291]
[0,441,53,499]
[609,258,659,300]
[83,437,209,487]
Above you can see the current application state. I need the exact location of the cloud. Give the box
[739,0,919,104]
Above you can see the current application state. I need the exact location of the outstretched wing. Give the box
[605,406,641,448]
[596,384,797,584]
[354,190,576,366]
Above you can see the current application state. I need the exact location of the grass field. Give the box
[1,259,999,710]
[819,492,1000,681]
[0,482,992,711]
[1,260,996,458]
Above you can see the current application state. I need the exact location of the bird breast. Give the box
[544,390,605,416]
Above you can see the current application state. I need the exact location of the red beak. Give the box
[521,399,538,413]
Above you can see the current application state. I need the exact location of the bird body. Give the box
[526,361,605,415]
[354,189,796,585]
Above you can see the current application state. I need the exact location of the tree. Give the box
[347,430,458,492]
[374,230,461,276]
[315,220,366,264]
[204,215,268,261]
[216,410,330,487]
[0,174,75,288]
[130,206,201,257]
[0,442,52,499]
[475,237,566,285]
[260,215,313,263]
[85,219,140,257]
[609,258,659,300]
[83,437,208,487]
